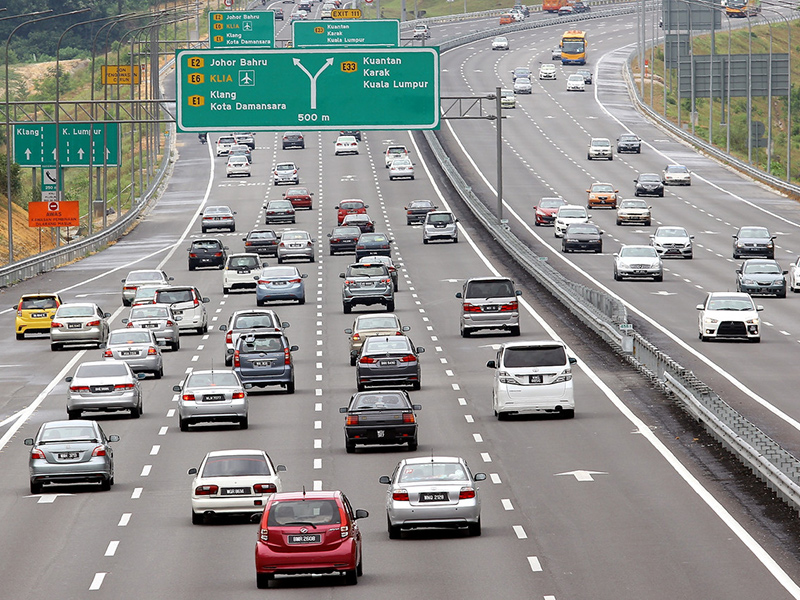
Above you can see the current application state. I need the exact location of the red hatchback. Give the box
[255,490,369,588]
[283,186,314,210]
[336,199,369,225]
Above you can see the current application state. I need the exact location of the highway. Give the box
[0,5,799,600]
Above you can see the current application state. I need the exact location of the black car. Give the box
[355,232,393,261]
[243,229,279,256]
[576,69,592,84]
[232,332,298,393]
[572,1,590,12]
[339,390,421,453]
[562,223,603,253]
[272,7,284,20]
[328,226,362,255]
[281,131,304,149]
[342,213,375,233]
[634,172,664,197]
[355,335,424,391]
[404,199,438,225]
[188,238,228,270]
[733,226,775,259]
[617,133,642,153]
[340,129,362,141]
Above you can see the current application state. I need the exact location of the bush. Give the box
[0,154,23,201]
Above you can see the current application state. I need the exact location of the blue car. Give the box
[232,332,298,393]
[255,266,307,305]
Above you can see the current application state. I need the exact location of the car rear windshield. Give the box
[130,306,169,319]
[233,313,277,329]
[187,372,240,387]
[76,363,129,377]
[155,289,194,304]
[239,336,284,352]
[340,201,363,209]
[193,240,223,249]
[399,463,467,483]
[358,316,399,330]
[349,265,387,277]
[58,305,95,317]
[503,345,567,368]
[228,256,260,269]
[428,213,453,224]
[41,425,97,442]
[109,331,151,344]
[282,232,308,241]
[21,297,58,309]
[268,500,341,525]
[202,455,269,477]
[248,232,275,241]
[465,280,514,298]
[333,227,360,236]
[364,339,411,353]
[353,393,408,409]
[129,271,164,282]
[262,267,297,278]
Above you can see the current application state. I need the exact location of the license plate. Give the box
[483,305,499,312]
[59,452,80,459]
[92,386,114,393]
[253,361,272,367]
[203,394,225,402]
[288,534,321,544]
[377,430,385,438]
[419,492,448,502]
[237,269,251,274]
[68,322,82,329]
[120,350,138,356]
[274,282,287,286]
[143,323,158,328]
[220,487,249,495]
[529,375,543,383]
[381,360,397,367]
[31,312,47,318]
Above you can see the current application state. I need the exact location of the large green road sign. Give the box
[209,11,275,49]
[175,48,439,131]
[13,123,121,168]
[293,20,400,48]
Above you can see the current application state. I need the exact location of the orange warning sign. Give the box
[28,201,80,227]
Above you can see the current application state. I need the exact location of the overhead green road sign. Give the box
[209,11,275,49]
[175,48,439,131]
[13,123,121,168]
[293,20,400,48]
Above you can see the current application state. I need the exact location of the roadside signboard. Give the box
[332,9,362,19]
[101,65,141,85]
[28,201,80,227]
[40,167,61,203]
[175,48,439,131]
[13,123,121,168]
[293,20,400,48]
[209,11,275,48]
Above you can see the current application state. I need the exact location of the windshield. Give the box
[202,455,269,477]
[109,331,152,344]
[399,462,467,483]
[21,297,58,309]
[592,184,613,192]
[562,40,585,54]
[187,372,239,387]
[620,247,658,258]
[353,392,408,410]
[239,336,284,352]
[738,228,769,239]
[666,165,688,173]
[276,164,294,171]
[503,345,567,367]
[621,200,648,209]
[261,267,297,278]
[743,262,781,275]
[204,206,230,215]
[559,208,586,218]
[340,201,363,209]
[657,228,688,237]
[639,174,660,182]
[41,424,97,443]
[592,140,611,147]
[156,289,193,303]
[128,271,164,282]
[706,297,755,311]
[567,225,596,235]
[539,199,564,209]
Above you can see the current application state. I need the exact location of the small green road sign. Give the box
[293,20,400,48]
[175,48,439,131]
[209,11,275,48]
[13,123,121,168]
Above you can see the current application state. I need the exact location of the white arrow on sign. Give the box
[293,57,334,110]
[555,470,608,482]
[28,493,74,504]
[24,148,32,160]
[77,148,85,160]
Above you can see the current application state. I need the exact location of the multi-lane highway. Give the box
[2,5,800,599]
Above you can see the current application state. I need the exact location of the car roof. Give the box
[204,448,266,458]
[269,490,342,503]
[501,340,567,350]
[401,456,465,465]
[57,302,98,309]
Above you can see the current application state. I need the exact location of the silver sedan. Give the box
[379,456,486,538]
[66,360,145,419]
[50,302,111,351]
[103,328,164,378]
[121,269,172,306]
[122,304,181,351]
[174,370,250,431]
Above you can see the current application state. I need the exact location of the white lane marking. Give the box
[513,525,528,539]
[197,345,204,350]
[445,370,454,376]
[481,452,492,462]
[104,541,119,557]
[465,414,474,423]
[0,408,25,427]
[315,389,322,396]
[118,514,131,527]
[501,499,514,510]
[191,355,199,362]
[440,358,448,364]
[140,465,152,477]
[158,427,168,436]
[315,374,322,381]
[315,403,322,412]
[473,433,483,442]
[544,596,557,600]
[314,459,322,469]
[314,439,322,449]
[490,473,502,484]
[458,397,467,405]
[131,488,142,499]
[166,409,175,418]
[452,384,460,390]
[313,480,323,491]
[528,556,543,572]
[89,573,106,591]
[555,470,608,482]
[314,420,322,429]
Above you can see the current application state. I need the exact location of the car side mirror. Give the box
[412,404,422,410]
[757,305,764,311]
[355,509,369,519]
[327,233,332,238]
[65,376,73,382]
[281,322,290,328]
[416,347,425,354]
[169,277,174,281]
[187,467,197,475]
[276,464,287,472]
[379,475,391,484]
[244,383,253,389]
[334,205,340,209]
[172,385,182,392]
[218,325,226,331]
[290,345,299,352]
[226,348,235,355]
[455,292,462,298]
[344,328,353,334]
[108,435,120,442]
[474,473,487,481]
[649,235,655,239]
[137,373,146,380]
[174,316,182,322]
[569,357,577,365]
[364,204,369,208]
[402,326,410,331]
[254,276,260,280]
[282,193,286,197]
[515,290,522,296]
[339,407,348,413]
[736,269,742,274]
[696,304,704,310]
[339,273,346,278]
[24,438,34,446]
[201,298,210,303]
[120,279,125,283]
[301,273,308,279]
[689,235,695,239]
[486,360,496,368]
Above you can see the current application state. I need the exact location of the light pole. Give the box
[759,7,790,178]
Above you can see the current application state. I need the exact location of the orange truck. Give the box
[542,0,569,13]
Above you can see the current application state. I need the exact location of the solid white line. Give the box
[104,541,119,557]
[528,556,543,572]
[513,525,528,539]
[88,573,106,591]
[0,408,25,428]
[118,513,131,527]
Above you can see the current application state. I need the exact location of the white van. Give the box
[152,286,209,334]
[487,340,576,419]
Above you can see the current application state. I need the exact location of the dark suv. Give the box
[188,238,228,270]
[282,131,305,150]
[243,229,279,256]
[341,263,395,313]
[616,133,642,154]
[232,331,298,393]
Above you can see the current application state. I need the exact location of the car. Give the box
[264,200,296,224]
[534,197,567,226]
[456,277,521,337]
[572,1,590,12]
[320,3,334,18]
[359,254,399,290]
[586,182,619,209]
[345,313,409,365]
[551,47,562,60]
[223,253,264,294]
[121,269,172,306]
[233,132,255,149]
[339,129,361,141]
[557,5,574,15]
[277,230,315,263]
[617,133,642,153]
[413,23,430,39]
[499,13,514,24]
[153,286,209,334]
[736,259,787,297]
[255,265,307,305]
[732,226,775,259]
[215,135,236,156]
[509,8,525,21]
[188,238,228,270]
[175,369,250,431]
[122,304,182,350]
[131,285,162,307]
[226,155,251,178]
[336,199,369,224]
[189,449,285,524]
[328,225,362,255]
[379,456,485,538]
[789,256,800,292]
[243,229,279,256]
[562,223,603,253]
[634,172,664,197]
[405,199,438,225]
[229,144,252,163]
[281,131,304,149]
[282,186,313,210]
[66,360,145,419]
[272,7,284,19]
[662,164,691,185]
[389,157,415,180]
[25,420,119,494]
[50,302,111,351]
[613,245,663,281]
[14,292,62,339]
[356,335,423,391]
[554,204,590,238]
[355,232,393,261]
[201,205,236,232]
[512,3,530,16]
[576,68,592,84]
[334,135,359,155]
[290,8,308,19]
[500,87,516,108]
[384,145,408,167]
[697,292,762,342]
[255,490,368,588]
[616,198,652,226]
[587,137,613,160]
[422,210,458,244]
[513,77,532,94]
[487,340,577,419]
[340,390,420,453]
[231,332,298,393]
[650,226,694,259]
[566,73,585,91]
[341,262,395,313]
[539,64,557,80]
[273,162,300,185]
[511,66,531,81]
[492,36,509,50]
[103,327,164,378]
[219,309,289,365]
[342,213,375,233]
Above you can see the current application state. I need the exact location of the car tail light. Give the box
[31,448,46,459]
[103,349,113,357]
[395,331,404,335]
[233,350,240,368]
[279,241,285,247]
[51,321,63,328]
[258,280,268,285]
[340,524,350,538]
[402,412,416,423]
[182,393,196,401]
[259,528,269,542]
[254,483,277,494]
[245,241,252,246]
[331,238,341,243]
[214,252,222,257]
[115,383,135,390]
[194,485,219,496]
[147,347,158,355]
[346,414,359,425]
[70,385,90,392]
[189,253,197,258]
[392,490,409,501]
[351,333,360,341]
[381,278,391,285]
[344,280,355,286]
[462,303,481,313]
[381,244,389,249]
[284,348,291,365]
[92,445,107,457]
[288,278,301,284]
[459,487,476,500]
[124,286,137,292]
[399,354,416,363]
[359,356,375,364]
[500,301,518,312]
[232,391,245,399]
[126,322,133,328]
[356,245,365,250]
[225,331,233,344]
[166,320,175,326]
[86,320,100,327]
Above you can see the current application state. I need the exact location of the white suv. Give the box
[215,135,236,157]
[588,137,613,160]
[222,253,263,294]
[554,204,590,238]
[538,64,556,80]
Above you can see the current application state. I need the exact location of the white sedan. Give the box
[389,157,415,180]
[566,73,585,91]
[513,77,532,94]
[491,36,509,50]
[334,135,359,155]
[188,449,286,524]
[662,164,691,185]
[789,256,800,292]
[697,292,762,342]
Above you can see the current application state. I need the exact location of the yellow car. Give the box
[15,293,63,339]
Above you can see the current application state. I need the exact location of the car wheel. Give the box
[645,221,651,226]
[256,298,264,307]
[408,439,418,451]
[685,253,693,259]
[179,418,190,432]
[30,481,42,495]
[453,236,458,243]
[16,332,24,340]
[131,404,141,419]
[634,191,639,197]
[67,409,81,420]
[240,416,249,429]
[201,228,207,234]
[222,286,230,294]
[286,380,296,394]
[613,270,621,281]
[609,155,613,161]
[422,238,428,244]
[386,301,395,312]
[154,367,163,380]
[188,264,195,272]
[510,326,521,337]
[468,518,482,537]
[388,519,401,539]
[100,477,111,492]
[344,569,358,585]
[460,325,471,338]
[171,340,180,352]
[357,557,363,577]
[192,511,204,525]
[412,380,421,391]
[659,192,664,197]
[778,290,787,298]
[357,381,365,392]
[50,343,61,351]
[654,274,663,282]
[562,409,575,419]
[343,303,352,314]
[256,573,273,589]
[345,440,356,454]
[277,256,283,264]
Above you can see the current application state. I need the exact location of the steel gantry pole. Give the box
[760,7,790,179]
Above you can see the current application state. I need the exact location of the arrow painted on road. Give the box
[292,57,334,109]
[652,291,676,296]
[555,470,608,482]
[28,493,74,503]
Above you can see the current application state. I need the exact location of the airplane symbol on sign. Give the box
[239,70,254,86]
